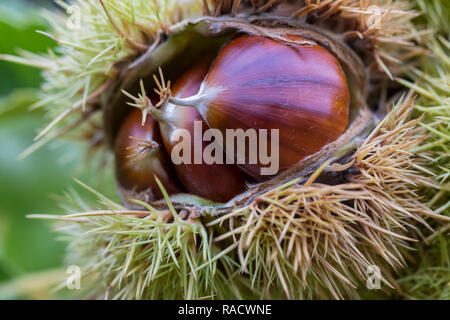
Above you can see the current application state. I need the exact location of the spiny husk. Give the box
[396,35,450,214]
[32,179,249,299]
[3,0,448,299]
[207,95,448,299]
[34,95,449,299]
[392,0,450,299]
[397,235,450,300]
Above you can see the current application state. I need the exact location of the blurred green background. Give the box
[0,0,86,299]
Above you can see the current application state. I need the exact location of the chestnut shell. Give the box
[114,109,181,201]
[158,59,248,202]
[196,35,350,179]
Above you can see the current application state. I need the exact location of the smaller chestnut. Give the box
[146,60,248,203]
[114,109,181,201]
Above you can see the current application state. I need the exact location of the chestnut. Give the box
[114,109,181,201]
[169,35,350,180]
[147,60,248,203]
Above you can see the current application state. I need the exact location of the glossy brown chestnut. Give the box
[170,35,350,180]
[114,109,181,200]
[150,59,248,203]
